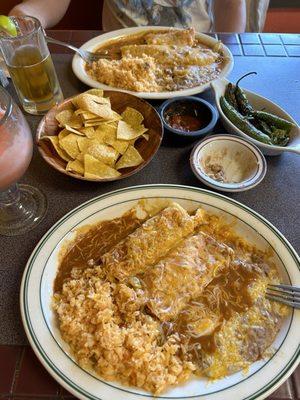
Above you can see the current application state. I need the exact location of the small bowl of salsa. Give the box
[159,96,218,139]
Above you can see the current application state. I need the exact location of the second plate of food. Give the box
[21,184,299,400]
[72,26,234,99]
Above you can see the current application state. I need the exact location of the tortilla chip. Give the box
[77,136,92,152]
[121,107,144,126]
[106,120,119,127]
[65,125,85,135]
[104,137,129,154]
[40,136,71,162]
[111,111,122,121]
[93,124,116,143]
[77,110,99,120]
[71,93,90,108]
[72,91,108,105]
[115,145,144,169]
[117,121,147,140]
[85,143,119,166]
[130,133,150,146]
[92,130,107,144]
[66,158,84,175]
[55,109,73,126]
[85,119,119,127]
[67,114,82,129]
[58,129,70,141]
[96,123,116,137]
[76,152,84,162]
[84,114,103,121]
[77,94,114,119]
[84,88,104,97]
[77,131,114,154]
[71,96,79,108]
[85,116,104,122]
[74,108,86,116]
[84,119,106,127]
[92,124,127,153]
[80,127,95,138]
[85,93,110,106]
[60,133,80,159]
[84,172,102,179]
[84,154,121,179]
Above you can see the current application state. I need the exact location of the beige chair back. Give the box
[246,0,270,32]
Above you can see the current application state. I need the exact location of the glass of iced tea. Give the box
[0,86,47,236]
[0,16,63,115]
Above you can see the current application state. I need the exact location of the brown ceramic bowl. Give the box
[36,91,163,182]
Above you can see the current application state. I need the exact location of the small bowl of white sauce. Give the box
[190,134,267,192]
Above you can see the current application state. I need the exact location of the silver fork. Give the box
[266,284,300,309]
[45,36,111,63]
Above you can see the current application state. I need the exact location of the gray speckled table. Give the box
[0,34,300,345]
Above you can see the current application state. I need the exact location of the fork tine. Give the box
[266,289,300,302]
[92,54,111,61]
[268,284,300,293]
[267,287,300,299]
[83,54,111,63]
[266,294,300,309]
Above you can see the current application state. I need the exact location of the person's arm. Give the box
[213,0,246,32]
[9,0,71,28]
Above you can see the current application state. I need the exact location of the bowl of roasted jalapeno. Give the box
[212,73,300,156]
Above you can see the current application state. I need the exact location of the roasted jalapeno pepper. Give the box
[252,118,273,137]
[220,96,273,145]
[254,110,294,133]
[224,82,238,110]
[235,72,257,116]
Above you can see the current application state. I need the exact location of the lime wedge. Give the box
[0,15,17,36]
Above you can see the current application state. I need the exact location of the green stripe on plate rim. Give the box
[21,184,300,400]
[39,196,293,398]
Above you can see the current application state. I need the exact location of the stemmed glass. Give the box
[0,86,47,236]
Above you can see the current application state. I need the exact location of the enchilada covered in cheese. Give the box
[102,203,203,281]
[143,232,233,321]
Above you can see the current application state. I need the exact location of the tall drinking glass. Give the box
[0,16,63,115]
[0,86,47,236]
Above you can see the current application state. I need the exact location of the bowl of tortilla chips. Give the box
[36,89,163,181]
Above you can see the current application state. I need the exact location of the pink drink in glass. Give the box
[0,86,47,236]
[0,110,32,190]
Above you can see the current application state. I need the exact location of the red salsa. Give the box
[163,100,212,134]
[166,114,204,132]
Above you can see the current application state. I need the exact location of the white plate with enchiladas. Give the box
[71,27,234,99]
[20,185,300,400]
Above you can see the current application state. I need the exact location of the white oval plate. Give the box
[71,27,234,100]
[20,185,300,400]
